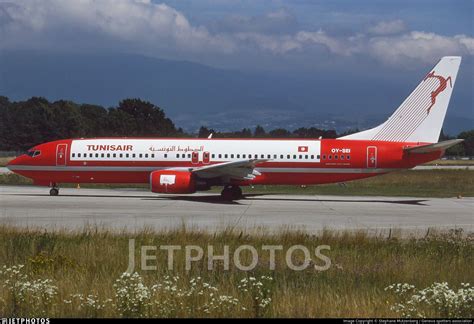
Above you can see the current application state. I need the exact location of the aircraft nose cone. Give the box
[6,156,23,170]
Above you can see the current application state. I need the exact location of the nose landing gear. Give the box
[221,185,243,201]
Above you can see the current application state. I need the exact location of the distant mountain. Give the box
[0,50,471,135]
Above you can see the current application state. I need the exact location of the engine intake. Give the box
[150,170,196,194]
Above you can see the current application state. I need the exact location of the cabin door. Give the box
[56,144,67,166]
[367,146,377,168]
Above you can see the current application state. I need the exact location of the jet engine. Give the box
[150,170,196,194]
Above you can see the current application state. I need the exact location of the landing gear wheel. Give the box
[49,188,59,196]
[221,185,242,201]
[230,186,243,199]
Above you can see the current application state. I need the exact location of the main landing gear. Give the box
[221,185,243,201]
[49,184,59,196]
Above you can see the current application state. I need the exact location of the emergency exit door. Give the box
[203,152,210,164]
[192,152,199,164]
[367,146,377,168]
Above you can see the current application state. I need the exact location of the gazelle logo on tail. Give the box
[424,71,452,114]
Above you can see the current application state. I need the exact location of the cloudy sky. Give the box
[1,0,473,69]
[0,0,473,132]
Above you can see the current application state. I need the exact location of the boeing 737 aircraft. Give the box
[7,57,463,200]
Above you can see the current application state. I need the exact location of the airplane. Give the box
[7,56,464,201]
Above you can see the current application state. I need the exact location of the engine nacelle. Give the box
[150,170,196,194]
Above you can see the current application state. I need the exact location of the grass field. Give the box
[0,157,14,167]
[1,169,473,197]
[424,159,474,166]
[0,226,472,318]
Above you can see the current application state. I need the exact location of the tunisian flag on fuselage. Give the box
[298,146,308,152]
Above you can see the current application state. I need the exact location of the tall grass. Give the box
[0,226,472,317]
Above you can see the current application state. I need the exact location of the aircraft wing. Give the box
[190,159,268,180]
[404,139,464,154]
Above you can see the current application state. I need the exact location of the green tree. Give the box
[269,128,291,138]
[198,126,215,138]
[254,125,266,137]
[116,98,178,136]
[458,129,474,156]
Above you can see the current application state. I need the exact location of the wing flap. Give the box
[191,159,267,180]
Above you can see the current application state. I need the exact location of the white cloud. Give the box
[211,8,298,35]
[0,0,236,54]
[368,31,474,64]
[367,19,407,35]
[296,30,359,56]
[0,1,472,67]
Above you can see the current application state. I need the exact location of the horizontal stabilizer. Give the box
[404,139,463,154]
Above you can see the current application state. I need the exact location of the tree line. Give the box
[0,96,472,156]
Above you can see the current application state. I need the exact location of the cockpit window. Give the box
[27,150,41,157]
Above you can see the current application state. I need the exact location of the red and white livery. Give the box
[8,57,463,200]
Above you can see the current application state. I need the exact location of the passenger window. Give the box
[335,155,338,160]
[113,153,117,158]
[225,154,228,158]
[187,154,191,158]
[126,153,129,158]
[299,155,302,159]
[293,155,297,159]
[132,154,136,158]
[164,154,167,158]
[176,154,179,158]
[280,155,283,159]
[151,154,154,158]
[347,155,350,160]
[316,155,320,159]
[254,154,258,159]
[323,155,326,159]
[107,153,110,158]
[218,154,222,158]
[261,154,265,158]
[231,154,234,158]
[311,155,314,159]
[237,154,240,158]
[305,155,308,159]
[328,155,332,160]
[212,154,215,158]
[287,155,290,159]
[268,155,271,159]
[341,155,344,160]
[101,153,105,158]
[145,154,148,158]
[95,153,99,158]
[72,153,75,158]
[78,153,82,158]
